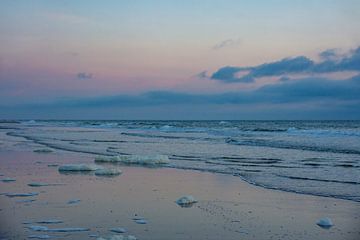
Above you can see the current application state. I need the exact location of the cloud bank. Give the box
[210,47,360,83]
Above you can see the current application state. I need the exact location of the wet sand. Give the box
[0,150,359,240]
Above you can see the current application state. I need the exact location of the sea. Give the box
[1,120,359,202]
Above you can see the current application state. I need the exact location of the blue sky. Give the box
[0,0,360,119]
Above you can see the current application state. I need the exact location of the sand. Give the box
[0,151,359,240]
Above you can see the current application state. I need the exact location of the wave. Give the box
[225,137,360,155]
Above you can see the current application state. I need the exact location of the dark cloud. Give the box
[77,72,93,80]
[210,66,253,83]
[319,49,338,60]
[211,46,360,83]
[213,38,241,50]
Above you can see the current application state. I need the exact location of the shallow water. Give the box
[1,120,360,202]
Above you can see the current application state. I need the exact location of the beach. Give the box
[1,150,359,240]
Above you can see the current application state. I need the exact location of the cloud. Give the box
[213,38,242,50]
[210,46,360,83]
[47,74,360,108]
[3,74,360,119]
[77,72,93,80]
[210,66,253,83]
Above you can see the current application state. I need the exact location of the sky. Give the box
[1,0,360,119]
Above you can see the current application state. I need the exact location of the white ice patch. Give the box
[5,192,39,197]
[1,177,16,182]
[110,227,127,233]
[95,155,169,165]
[97,235,137,240]
[58,164,103,172]
[95,168,122,176]
[176,195,198,207]
[316,217,333,229]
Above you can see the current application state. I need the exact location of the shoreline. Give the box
[1,150,359,239]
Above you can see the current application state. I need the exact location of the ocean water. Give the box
[1,120,360,202]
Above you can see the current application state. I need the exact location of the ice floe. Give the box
[95,154,170,165]
[95,168,122,176]
[132,216,148,224]
[97,235,137,240]
[1,177,16,182]
[176,195,197,207]
[316,217,333,229]
[28,225,90,232]
[58,164,103,172]
[110,227,127,233]
[5,192,39,197]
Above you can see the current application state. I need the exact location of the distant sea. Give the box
[2,120,360,202]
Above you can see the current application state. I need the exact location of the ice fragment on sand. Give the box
[67,199,81,204]
[28,235,52,239]
[1,177,16,182]
[316,217,333,229]
[95,168,122,176]
[36,219,63,224]
[6,192,39,197]
[95,154,170,165]
[97,235,137,240]
[33,149,53,153]
[110,227,127,233]
[58,164,103,172]
[176,195,197,207]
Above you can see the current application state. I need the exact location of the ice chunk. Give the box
[110,227,127,233]
[67,199,81,204]
[1,177,16,182]
[58,164,103,172]
[176,195,197,207]
[6,192,39,197]
[33,149,53,153]
[316,217,333,229]
[132,217,147,224]
[95,168,122,176]
[36,219,63,224]
[95,155,170,165]
[97,235,137,240]
[28,234,52,239]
